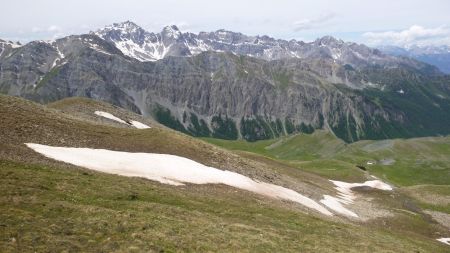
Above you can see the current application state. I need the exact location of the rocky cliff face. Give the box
[1,22,450,142]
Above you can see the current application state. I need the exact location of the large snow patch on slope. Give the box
[26,143,332,216]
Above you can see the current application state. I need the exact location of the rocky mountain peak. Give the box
[161,25,182,39]
[115,20,140,29]
[94,21,151,45]
[314,36,343,46]
[88,21,439,75]
[0,39,23,48]
[211,29,248,43]
[100,21,144,35]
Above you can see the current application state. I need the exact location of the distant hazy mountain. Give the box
[1,21,450,143]
[379,45,450,74]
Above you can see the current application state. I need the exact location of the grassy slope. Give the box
[203,131,450,186]
[203,131,366,182]
[3,160,446,252]
[338,137,450,185]
[1,95,449,252]
[202,131,450,217]
[47,97,160,128]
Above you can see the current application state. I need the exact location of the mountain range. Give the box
[379,46,450,74]
[379,45,450,74]
[1,21,449,142]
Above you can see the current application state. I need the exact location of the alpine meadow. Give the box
[1,1,450,252]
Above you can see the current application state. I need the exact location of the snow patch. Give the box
[94,111,151,129]
[50,58,60,68]
[437,238,450,246]
[56,46,65,58]
[25,143,332,216]
[320,180,392,217]
[130,120,151,129]
[94,111,128,124]
[88,43,112,55]
[320,195,358,217]
[0,44,4,58]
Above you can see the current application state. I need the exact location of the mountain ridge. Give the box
[92,21,441,74]
[379,44,450,74]
[1,21,449,143]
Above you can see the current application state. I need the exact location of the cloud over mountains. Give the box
[363,25,450,46]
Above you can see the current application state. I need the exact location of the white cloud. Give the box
[293,13,336,31]
[141,21,192,33]
[47,25,62,32]
[174,21,189,30]
[363,25,450,46]
[31,27,43,33]
[26,25,66,41]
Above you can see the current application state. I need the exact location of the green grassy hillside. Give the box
[203,131,450,222]
[203,131,450,186]
[1,95,449,252]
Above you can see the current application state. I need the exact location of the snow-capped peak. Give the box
[103,21,141,33]
[0,40,23,58]
[162,25,181,39]
[0,39,23,49]
[315,36,343,47]
[95,22,197,61]
[94,21,165,61]
[92,21,409,69]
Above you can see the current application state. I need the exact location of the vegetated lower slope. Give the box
[203,131,450,223]
[203,131,450,185]
[204,130,346,161]
[0,94,449,252]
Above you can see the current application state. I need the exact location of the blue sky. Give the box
[1,0,449,47]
